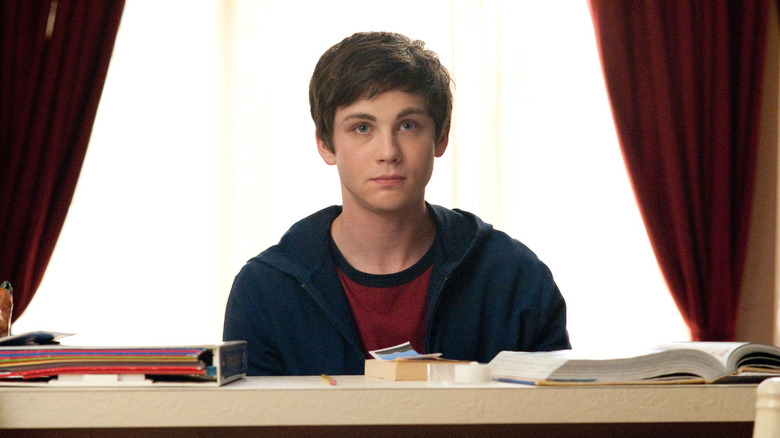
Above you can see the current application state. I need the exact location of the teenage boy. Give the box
[223,31,570,376]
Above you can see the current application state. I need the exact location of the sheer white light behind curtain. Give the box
[15,0,690,349]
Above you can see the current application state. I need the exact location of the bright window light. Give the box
[14,0,690,349]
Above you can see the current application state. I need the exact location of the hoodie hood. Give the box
[255,204,493,282]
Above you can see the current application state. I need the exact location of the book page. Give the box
[654,342,746,368]
[489,351,570,380]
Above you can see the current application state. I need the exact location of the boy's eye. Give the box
[400,121,417,131]
[354,123,370,134]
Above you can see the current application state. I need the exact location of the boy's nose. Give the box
[377,132,402,163]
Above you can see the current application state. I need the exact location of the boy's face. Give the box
[317,89,448,216]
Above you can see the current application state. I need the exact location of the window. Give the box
[14,0,690,349]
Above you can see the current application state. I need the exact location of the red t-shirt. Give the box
[331,237,434,357]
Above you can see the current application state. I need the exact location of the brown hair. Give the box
[309,32,453,152]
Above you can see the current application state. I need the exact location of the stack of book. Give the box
[0,332,246,386]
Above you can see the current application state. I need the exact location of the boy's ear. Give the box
[434,132,449,158]
[316,133,337,165]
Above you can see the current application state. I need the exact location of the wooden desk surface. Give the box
[0,375,758,430]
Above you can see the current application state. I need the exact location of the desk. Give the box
[0,376,758,437]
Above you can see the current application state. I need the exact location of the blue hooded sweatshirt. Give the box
[223,204,571,375]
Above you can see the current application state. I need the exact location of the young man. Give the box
[223,32,570,376]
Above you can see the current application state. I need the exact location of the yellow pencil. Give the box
[321,374,337,386]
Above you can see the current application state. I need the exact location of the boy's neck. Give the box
[331,203,436,275]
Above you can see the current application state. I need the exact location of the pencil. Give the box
[493,377,536,385]
[321,374,337,386]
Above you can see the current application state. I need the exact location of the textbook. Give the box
[489,342,780,385]
[0,340,247,386]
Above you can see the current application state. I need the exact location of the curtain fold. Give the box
[588,0,768,340]
[0,0,125,321]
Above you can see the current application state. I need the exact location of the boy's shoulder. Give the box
[248,205,341,268]
[431,204,543,266]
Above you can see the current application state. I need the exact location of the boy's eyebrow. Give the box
[342,113,377,122]
[341,107,428,123]
[396,107,428,118]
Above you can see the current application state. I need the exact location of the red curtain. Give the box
[0,0,125,321]
[588,0,768,340]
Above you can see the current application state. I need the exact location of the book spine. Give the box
[215,341,248,385]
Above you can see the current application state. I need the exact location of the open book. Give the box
[489,342,780,385]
